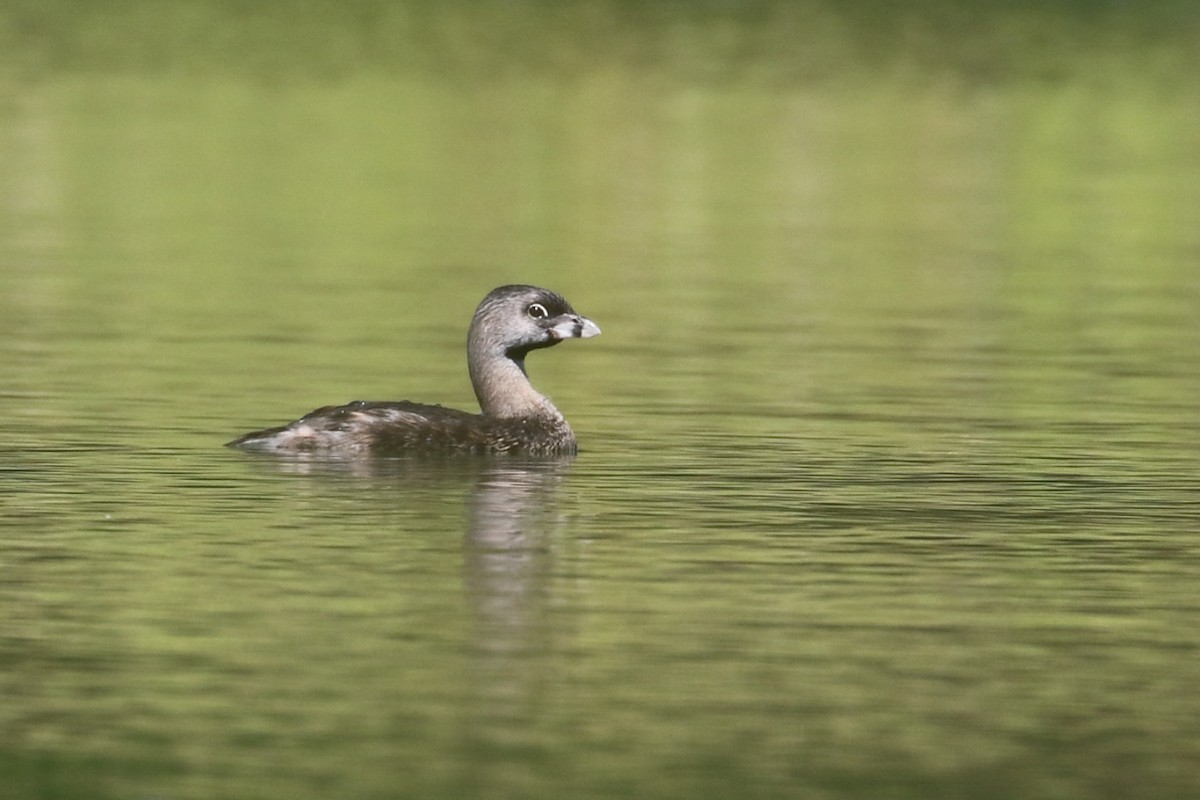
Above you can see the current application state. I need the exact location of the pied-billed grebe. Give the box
[227,285,600,455]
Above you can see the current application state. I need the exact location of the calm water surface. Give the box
[4,6,1200,799]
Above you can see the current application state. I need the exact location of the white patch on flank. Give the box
[278,424,317,444]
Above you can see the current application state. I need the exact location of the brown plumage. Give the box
[227,285,600,455]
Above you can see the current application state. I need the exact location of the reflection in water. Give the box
[462,458,574,769]
[465,457,570,632]
[228,450,575,770]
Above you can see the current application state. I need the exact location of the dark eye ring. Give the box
[527,303,549,319]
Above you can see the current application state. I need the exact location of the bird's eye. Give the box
[527,303,549,319]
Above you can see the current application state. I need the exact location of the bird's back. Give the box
[227,400,577,455]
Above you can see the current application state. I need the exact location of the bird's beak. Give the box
[552,315,601,340]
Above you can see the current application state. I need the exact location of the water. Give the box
[4,4,1200,799]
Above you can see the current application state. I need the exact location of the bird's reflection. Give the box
[463,455,572,646]
[229,450,576,767]
[460,456,574,761]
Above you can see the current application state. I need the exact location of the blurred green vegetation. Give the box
[1,0,1198,88]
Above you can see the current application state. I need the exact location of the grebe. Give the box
[227,285,600,455]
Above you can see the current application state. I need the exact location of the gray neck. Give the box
[470,349,565,421]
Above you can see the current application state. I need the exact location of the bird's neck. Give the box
[471,352,563,420]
